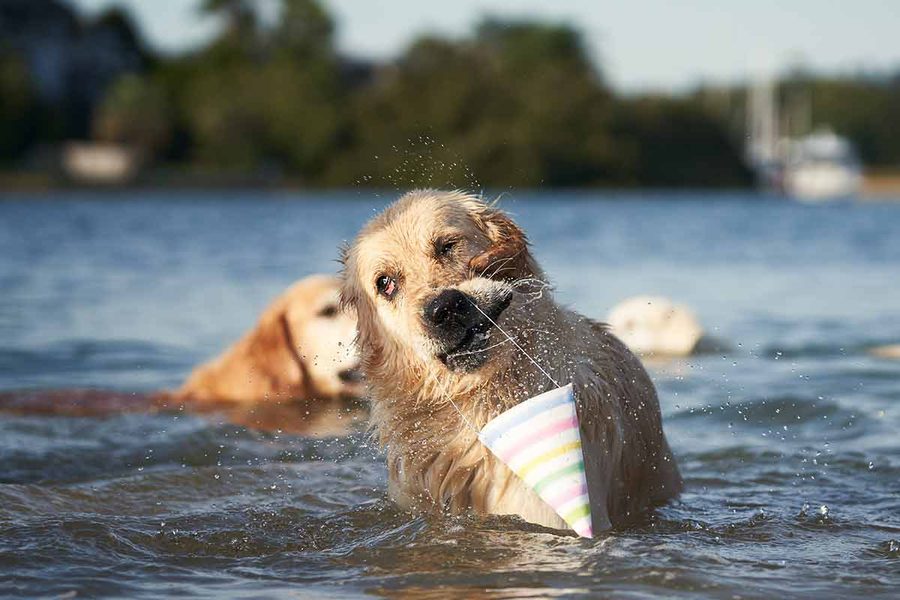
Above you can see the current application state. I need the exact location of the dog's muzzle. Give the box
[422,288,512,371]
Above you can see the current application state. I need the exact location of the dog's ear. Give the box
[175,311,307,404]
[469,208,539,281]
[243,312,307,397]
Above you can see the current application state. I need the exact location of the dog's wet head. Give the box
[341,191,540,378]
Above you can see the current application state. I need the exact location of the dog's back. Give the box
[577,317,682,526]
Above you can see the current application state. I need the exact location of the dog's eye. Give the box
[318,304,338,318]
[436,238,458,258]
[375,275,398,300]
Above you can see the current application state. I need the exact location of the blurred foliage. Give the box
[0,51,36,162]
[804,78,900,166]
[92,74,171,155]
[612,97,753,186]
[333,23,626,188]
[177,0,345,176]
[6,0,900,186]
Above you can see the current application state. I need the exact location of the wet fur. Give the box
[341,190,682,533]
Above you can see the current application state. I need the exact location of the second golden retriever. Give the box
[167,274,368,435]
[341,190,682,534]
[1,275,366,436]
[172,274,363,406]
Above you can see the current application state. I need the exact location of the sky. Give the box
[68,0,900,93]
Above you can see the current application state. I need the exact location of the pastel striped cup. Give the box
[479,383,593,538]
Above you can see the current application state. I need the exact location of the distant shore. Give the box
[3,167,900,201]
[860,170,900,199]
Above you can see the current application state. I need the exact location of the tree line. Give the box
[2,0,898,188]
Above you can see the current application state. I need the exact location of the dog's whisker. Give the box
[510,277,551,296]
[485,254,517,277]
[479,247,528,280]
[475,256,508,279]
[480,256,515,280]
[510,276,549,287]
[488,249,526,279]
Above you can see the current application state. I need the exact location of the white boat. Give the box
[745,75,862,201]
[61,142,141,185]
[782,129,861,201]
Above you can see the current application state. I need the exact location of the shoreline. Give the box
[2,171,899,201]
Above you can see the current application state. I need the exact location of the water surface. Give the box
[1,190,899,598]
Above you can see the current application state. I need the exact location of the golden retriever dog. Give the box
[340,190,682,534]
[607,295,704,357]
[172,274,363,406]
[0,275,366,436]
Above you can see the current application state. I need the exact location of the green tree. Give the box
[612,97,752,187]
[275,0,335,59]
[474,20,624,185]
[181,0,346,178]
[93,74,171,157]
[340,20,627,188]
[119,1,759,187]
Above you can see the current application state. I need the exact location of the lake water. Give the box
[1,190,899,598]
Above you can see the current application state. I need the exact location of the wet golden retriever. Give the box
[172,274,363,406]
[2,275,365,436]
[163,273,367,435]
[341,190,682,533]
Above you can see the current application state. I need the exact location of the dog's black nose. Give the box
[424,288,512,371]
[423,289,476,328]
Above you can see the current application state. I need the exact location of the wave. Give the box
[669,394,848,426]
